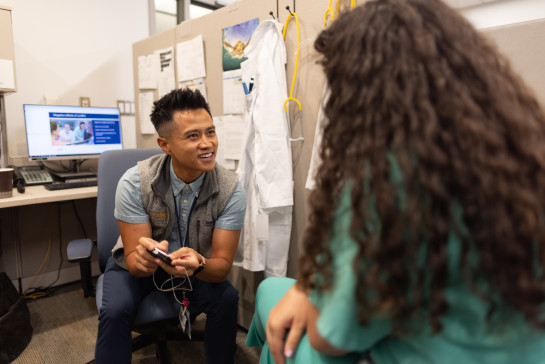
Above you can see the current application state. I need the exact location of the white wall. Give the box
[461,0,545,29]
[2,0,149,163]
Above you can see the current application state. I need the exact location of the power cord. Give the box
[23,201,91,299]
[23,205,55,299]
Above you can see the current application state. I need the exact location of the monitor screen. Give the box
[23,104,123,161]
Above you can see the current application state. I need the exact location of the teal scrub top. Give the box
[307,185,545,364]
[248,155,545,363]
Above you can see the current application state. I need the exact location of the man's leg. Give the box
[190,278,239,364]
[95,257,154,364]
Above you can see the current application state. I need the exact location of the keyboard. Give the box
[44,180,97,190]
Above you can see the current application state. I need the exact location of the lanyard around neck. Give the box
[173,190,198,248]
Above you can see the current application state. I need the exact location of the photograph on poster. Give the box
[222,18,259,71]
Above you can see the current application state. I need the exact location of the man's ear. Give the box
[157,137,171,155]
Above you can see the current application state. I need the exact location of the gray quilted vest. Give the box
[112,154,238,268]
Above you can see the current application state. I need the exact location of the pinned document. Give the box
[138,91,156,135]
[222,70,245,115]
[0,59,15,90]
[138,54,157,90]
[176,35,206,82]
[223,114,245,161]
[155,47,175,99]
[179,78,208,101]
[212,115,236,170]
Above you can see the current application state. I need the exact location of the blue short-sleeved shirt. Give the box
[114,160,246,253]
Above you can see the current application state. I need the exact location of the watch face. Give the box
[194,265,205,275]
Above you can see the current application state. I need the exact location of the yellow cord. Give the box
[282,11,302,112]
[325,0,357,28]
[323,0,335,28]
[23,205,54,299]
[23,236,52,299]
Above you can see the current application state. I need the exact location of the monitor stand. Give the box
[51,160,97,181]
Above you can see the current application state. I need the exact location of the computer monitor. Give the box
[23,104,123,161]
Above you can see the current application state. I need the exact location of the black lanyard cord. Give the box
[172,191,198,248]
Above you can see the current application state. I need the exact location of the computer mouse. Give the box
[16,179,25,194]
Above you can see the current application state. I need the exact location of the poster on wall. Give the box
[222,18,259,72]
[155,46,175,99]
[137,54,157,90]
[176,35,206,82]
[138,91,156,135]
[222,69,245,114]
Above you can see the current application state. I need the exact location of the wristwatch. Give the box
[194,254,206,275]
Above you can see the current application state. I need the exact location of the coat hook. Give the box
[286,5,293,15]
[269,11,276,19]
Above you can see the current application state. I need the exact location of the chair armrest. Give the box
[67,238,94,263]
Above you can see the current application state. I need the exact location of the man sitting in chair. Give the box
[95,88,246,364]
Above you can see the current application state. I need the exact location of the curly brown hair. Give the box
[298,0,545,333]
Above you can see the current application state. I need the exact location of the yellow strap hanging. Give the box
[325,0,356,28]
[282,11,302,112]
[323,0,335,28]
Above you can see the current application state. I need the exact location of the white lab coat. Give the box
[305,85,330,190]
[234,20,294,277]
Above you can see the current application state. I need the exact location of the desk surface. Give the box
[0,185,97,208]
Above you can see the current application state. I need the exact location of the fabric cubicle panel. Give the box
[483,19,545,106]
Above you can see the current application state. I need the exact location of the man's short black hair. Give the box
[150,88,212,137]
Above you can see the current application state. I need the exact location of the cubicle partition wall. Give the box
[131,0,545,329]
[483,19,545,107]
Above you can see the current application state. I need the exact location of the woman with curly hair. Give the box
[246,0,545,363]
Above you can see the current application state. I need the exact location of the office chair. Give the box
[67,148,204,363]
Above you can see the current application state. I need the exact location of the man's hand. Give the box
[266,284,311,364]
[133,237,170,272]
[170,247,202,276]
[139,237,197,278]
[126,236,162,275]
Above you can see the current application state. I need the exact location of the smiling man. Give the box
[95,88,246,364]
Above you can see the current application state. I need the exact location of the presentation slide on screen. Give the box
[24,105,123,159]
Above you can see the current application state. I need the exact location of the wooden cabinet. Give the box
[0,5,16,93]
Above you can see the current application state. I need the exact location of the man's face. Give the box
[64,124,70,132]
[158,108,217,183]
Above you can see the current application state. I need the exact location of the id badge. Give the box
[178,297,192,339]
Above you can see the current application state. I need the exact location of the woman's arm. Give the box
[266,283,349,364]
[305,301,350,356]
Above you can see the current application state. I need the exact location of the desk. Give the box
[0,185,98,293]
[0,185,97,208]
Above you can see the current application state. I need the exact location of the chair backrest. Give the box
[96,148,163,271]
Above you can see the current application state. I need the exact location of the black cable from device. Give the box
[44,202,64,290]
[71,200,88,239]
